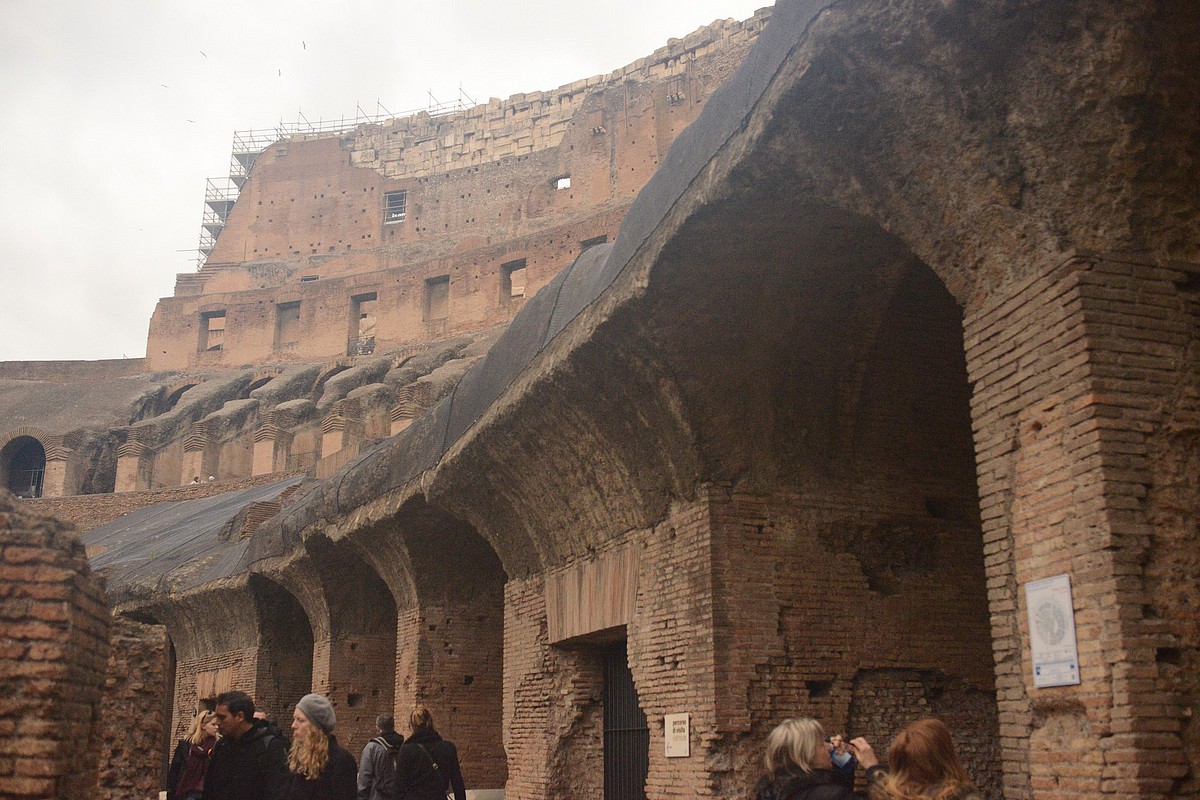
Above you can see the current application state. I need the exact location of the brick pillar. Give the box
[40,438,71,498]
[503,576,555,800]
[964,253,1195,800]
[97,617,169,800]
[252,417,292,476]
[180,422,214,485]
[390,385,429,436]
[321,402,364,458]
[0,491,109,799]
[114,428,153,493]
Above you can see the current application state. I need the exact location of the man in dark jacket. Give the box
[358,714,404,800]
[202,691,290,800]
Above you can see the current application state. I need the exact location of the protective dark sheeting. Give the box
[260,0,829,551]
[83,476,303,601]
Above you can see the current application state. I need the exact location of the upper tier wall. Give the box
[346,12,770,181]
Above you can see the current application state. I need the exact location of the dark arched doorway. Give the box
[2,436,45,498]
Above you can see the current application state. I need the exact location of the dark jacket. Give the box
[358,730,404,800]
[394,728,466,800]
[753,769,857,800]
[202,720,290,800]
[284,735,357,800]
[168,737,217,799]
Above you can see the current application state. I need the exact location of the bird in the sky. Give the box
[200,50,207,58]
[302,41,306,49]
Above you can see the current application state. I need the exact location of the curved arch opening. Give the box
[312,365,349,402]
[394,498,509,792]
[1,436,45,498]
[250,575,315,726]
[631,197,1001,795]
[162,383,198,414]
[303,537,399,753]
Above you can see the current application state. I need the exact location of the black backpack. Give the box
[370,736,402,800]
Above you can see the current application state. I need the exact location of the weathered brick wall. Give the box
[847,670,1002,800]
[503,576,553,800]
[349,12,769,181]
[964,254,1199,800]
[97,616,169,800]
[628,499,720,799]
[172,649,260,741]
[0,492,109,799]
[407,593,507,789]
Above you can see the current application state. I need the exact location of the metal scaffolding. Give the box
[192,91,477,269]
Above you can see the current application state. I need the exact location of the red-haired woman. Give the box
[852,718,981,800]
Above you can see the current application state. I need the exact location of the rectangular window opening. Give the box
[275,302,301,349]
[349,292,378,355]
[384,190,408,223]
[199,311,226,352]
[425,276,449,322]
[501,258,527,300]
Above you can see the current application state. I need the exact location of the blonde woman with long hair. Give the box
[166,709,218,800]
[285,693,357,800]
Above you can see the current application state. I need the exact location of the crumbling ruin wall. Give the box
[96,616,170,800]
[0,491,109,799]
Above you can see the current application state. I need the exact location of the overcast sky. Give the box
[0,0,770,363]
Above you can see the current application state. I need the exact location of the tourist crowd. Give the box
[167,689,979,800]
[166,690,465,800]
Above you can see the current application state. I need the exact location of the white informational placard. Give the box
[1025,573,1081,688]
[664,713,690,758]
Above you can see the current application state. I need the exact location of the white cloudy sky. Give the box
[0,0,770,363]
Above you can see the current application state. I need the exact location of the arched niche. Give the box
[0,433,46,498]
[249,574,315,726]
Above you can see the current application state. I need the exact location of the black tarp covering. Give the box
[83,476,303,600]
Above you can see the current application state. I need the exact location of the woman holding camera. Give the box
[752,717,859,800]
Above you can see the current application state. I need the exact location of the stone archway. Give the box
[389,497,509,793]
[0,429,48,498]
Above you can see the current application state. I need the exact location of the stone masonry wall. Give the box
[97,617,169,800]
[347,12,769,181]
[0,492,109,799]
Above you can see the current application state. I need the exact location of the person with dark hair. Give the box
[393,706,466,800]
[851,718,981,800]
[752,718,861,800]
[357,713,404,800]
[202,690,290,800]
[167,709,218,800]
[285,693,357,800]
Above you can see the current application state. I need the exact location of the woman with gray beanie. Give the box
[285,693,357,800]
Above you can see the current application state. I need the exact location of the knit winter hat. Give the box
[296,693,336,734]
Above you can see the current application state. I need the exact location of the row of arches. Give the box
[102,1,1197,797]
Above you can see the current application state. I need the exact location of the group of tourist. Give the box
[168,690,974,800]
[165,690,465,800]
[753,716,982,800]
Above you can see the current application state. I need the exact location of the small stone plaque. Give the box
[665,712,690,758]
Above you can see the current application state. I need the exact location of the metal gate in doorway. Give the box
[603,642,649,800]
